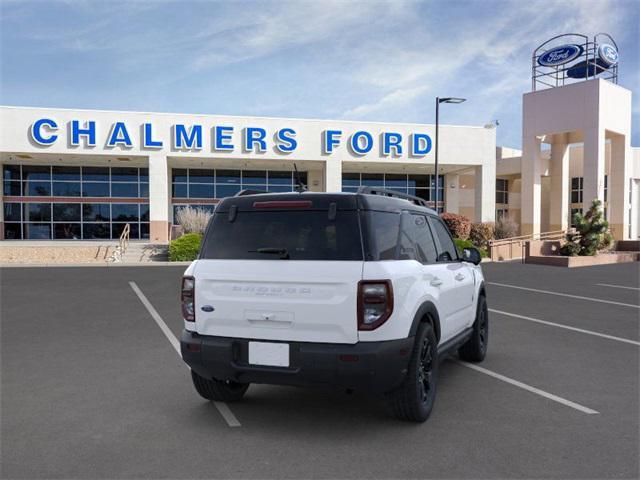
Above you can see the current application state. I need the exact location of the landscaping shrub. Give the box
[494,216,519,239]
[560,199,613,256]
[169,233,202,261]
[453,238,488,258]
[440,213,471,240]
[454,238,474,254]
[175,206,213,235]
[469,222,495,249]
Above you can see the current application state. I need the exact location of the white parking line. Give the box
[596,283,640,291]
[455,361,599,415]
[488,282,640,309]
[129,281,241,428]
[489,308,640,346]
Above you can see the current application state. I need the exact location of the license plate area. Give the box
[248,341,290,367]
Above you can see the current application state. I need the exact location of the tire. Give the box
[190,370,249,402]
[458,295,488,362]
[385,322,438,423]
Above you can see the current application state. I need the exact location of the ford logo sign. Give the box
[538,44,583,67]
[598,44,618,66]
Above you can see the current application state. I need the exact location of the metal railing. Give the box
[488,229,572,262]
[106,223,131,263]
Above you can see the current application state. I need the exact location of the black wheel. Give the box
[385,322,438,422]
[190,370,249,402]
[458,295,489,362]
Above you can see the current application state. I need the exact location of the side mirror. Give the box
[462,247,482,265]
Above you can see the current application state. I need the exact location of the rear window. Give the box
[200,210,363,260]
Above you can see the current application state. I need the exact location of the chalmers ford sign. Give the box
[29,118,434,157]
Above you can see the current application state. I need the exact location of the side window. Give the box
[428,217,458,262]
[397,223,416,261]
[400,213,438,263]
[366,211,401,260]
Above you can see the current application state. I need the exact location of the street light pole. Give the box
[435,97,440,204]
[434,96,466,211]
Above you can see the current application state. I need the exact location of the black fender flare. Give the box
[408,301,441,342]
[478,280,486,299]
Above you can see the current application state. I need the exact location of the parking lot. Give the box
[1,261,638,479]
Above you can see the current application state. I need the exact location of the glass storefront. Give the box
[342,172,445,212]
[171,168,308,223]
[3,164,149,239]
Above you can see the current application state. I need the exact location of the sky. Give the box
[1,0,638,148]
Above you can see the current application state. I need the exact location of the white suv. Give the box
[180,188,488,422]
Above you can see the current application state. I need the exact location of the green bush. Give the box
[169,233,202,261]
[454,238,488,258]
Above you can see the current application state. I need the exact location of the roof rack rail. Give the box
[234,189,267,197]
[356,186,430,208]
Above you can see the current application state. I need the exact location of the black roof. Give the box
[215,190,438,216]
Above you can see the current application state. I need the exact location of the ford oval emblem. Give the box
[538,44,583,67]
[201,305,215,312]
[598,44,618,66]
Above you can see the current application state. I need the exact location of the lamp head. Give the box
[438,97,466,104]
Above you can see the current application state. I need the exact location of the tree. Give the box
[560,199,613,256]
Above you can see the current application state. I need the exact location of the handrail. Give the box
[489,229,570,247]
[119,223,131,254]
[106,223,131,262]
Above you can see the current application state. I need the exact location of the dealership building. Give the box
[0,107,498,243]
[0,34,638,245]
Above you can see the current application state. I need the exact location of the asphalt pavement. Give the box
[1,261,638,479]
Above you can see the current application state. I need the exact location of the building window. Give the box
[570,208,583,228]
[496,208,509,220]
[604,175,608,203]
[2,164,150,240]
[2,165,149,199]
[171,168,306,201]
[3,201,149,240]
[170,168,307,224]
[571,177,583,203]
[496,179,508,204]
[341,173,445,211]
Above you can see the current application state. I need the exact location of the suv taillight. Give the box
[357,280,393,330]
[181,276,195,322]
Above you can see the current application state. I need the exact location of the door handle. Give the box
[430,277,443,287]
[455,273,466,281]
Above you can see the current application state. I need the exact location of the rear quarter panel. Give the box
[359,260,440,342]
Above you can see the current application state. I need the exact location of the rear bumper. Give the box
[181,330,414,393]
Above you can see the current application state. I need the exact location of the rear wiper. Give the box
[249,247,290,259]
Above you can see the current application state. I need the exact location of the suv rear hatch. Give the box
[193,194,363,344]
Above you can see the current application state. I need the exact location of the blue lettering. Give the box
[143,123,163,148]
[107,122,132,148]
[71,120,96,147]
[275,128,297,153]
[411,133,432,156]
[30,118,58,145]
[173,124,203,149]
[350,131,373,155]
[214,126,234,151]
[323,130,342,154]
[244,127,267,152]
[383,132,403,156]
